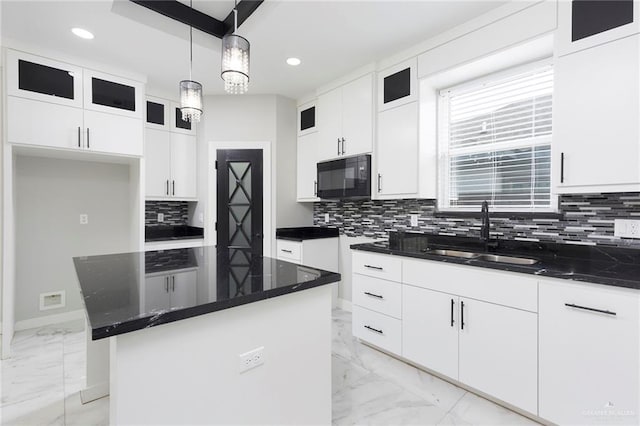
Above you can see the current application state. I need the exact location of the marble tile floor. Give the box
[0,310,539,425]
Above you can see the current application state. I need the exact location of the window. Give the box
[438,61,553,212]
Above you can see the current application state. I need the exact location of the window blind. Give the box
[438,63,553,211]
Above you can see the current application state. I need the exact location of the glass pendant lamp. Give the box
[221,2,250,94]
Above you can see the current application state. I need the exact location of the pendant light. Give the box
[221,1,250,94]
[179,0,203,122]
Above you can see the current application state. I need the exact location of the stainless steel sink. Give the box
[429,249,480,259]
[476,254,539,265]
[428,249,539,265]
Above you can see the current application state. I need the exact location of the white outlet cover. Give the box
[614,219,640,238]
[79,214,88,225]
[324,213,330,222]
[238,346,265,373]
[410,214,419,227]
[158,213,164,222]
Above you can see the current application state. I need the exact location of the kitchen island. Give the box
[73,246,340,425]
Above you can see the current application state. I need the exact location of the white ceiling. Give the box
[1,0,509,100]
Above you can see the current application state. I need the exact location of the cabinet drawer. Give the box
[352,274,402,319]
[352,306,401,355]
[403,258,538,312]
[352,251,401,282]
[276,240,302,262]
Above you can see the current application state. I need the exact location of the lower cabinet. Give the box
[144,270,197,311]
[352,305,402,355]
[539,279,640,426]
[402,285,537,414]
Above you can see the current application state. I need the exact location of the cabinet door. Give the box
[84,70,143,118]
[170,133,197,198]
[297,132,319,201]
[378,58,417,112]
[84,110,144,156]
[170,102,196,135]
[458,298,537,415]
[342,74,373,156]
[145,129,171,198]
[556,0,639,56]
[146,97,170,130]
[298,101,316,137]
[144,275,172,312]
[402,285,459,379]
[7,96,84,149]
[539,280,640,426]
[376,102,418,199]
[6,49,83,108]
[316,87,343,161]
[554,35,640,192]
[170,270,198,309]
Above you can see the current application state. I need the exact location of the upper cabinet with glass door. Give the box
[6,49,84,108]
[170,102,196,135]
[84,69,143,119]
[377,57,417,112]
[146,96,171,130]
[556,0,639,56]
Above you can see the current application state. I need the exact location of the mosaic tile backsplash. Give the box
[313,193,640,248]
[145,201,189,226]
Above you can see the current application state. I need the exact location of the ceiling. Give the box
[1,0,509,100]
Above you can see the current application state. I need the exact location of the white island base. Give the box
[109,285,332,425]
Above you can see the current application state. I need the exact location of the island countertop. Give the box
[73,246,341,340]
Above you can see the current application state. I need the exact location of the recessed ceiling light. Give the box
[71,28,94,40]
[286,57,301,66]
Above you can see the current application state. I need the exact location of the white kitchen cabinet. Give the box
[553,34,640,193]
[145,129,171,197]
[169,270,198,308]
[84,69,143,119]
[296,132,319,201]
[170,133,197,198]
[375,101,418,199]
[556,0,639,57]
[7,96,83,149]
[144,270,198,311]
[6,49,83,108]
[144,275,172,312]
[275,238,338,273]
[316,74,373,161]
[402,285,458,379]
[6,49,144,157]
[458,297,538,415]
[539,279,640,426]
[83,110,143,156]
[352,305,402,355]
[352,274,402,320]
[145,129,197,200]
[377,57,417,112]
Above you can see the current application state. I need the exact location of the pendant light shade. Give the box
[179,0,203,123]
[221,33,250,94]
[179,80,203,122]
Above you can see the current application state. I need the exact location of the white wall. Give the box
[14,156,132,322]
[192,95,312,242]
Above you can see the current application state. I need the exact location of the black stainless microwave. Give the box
[317,155,371,199]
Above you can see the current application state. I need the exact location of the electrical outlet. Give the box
[324,213,330,223]
[79,214,88,225]
[614,219,640,238]
[157,213,164,223]
[410,214,419,227]
[238,346,264,373]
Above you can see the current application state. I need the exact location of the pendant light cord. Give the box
[189,0,193,80]
[234,0,238,33]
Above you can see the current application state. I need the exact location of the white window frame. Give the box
[437,58,557,213]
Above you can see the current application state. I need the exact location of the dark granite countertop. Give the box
[276,226,339,241]
[351,232,640,290]
[145,225,204,242]
[73,246,341,340]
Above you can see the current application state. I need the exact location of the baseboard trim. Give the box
[337,298,352,312]
[15,309,85,331]
[80,383,110,404]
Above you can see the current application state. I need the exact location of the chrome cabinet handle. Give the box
[565,303,616,316]
[560,152,565,183]
[364,325,383,334]
[166,180,169,196]
[77,126,81,147]
[172,180,175,196]
[341,137,346,155]
[364,291,383,299]
[364,264,383,270]
[86,128,90,149]
[377,173,382,192]
[337,138,341,156]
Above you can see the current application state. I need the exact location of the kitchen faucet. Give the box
[480,201,498,251]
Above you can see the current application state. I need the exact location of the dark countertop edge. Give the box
[145,235,205,242]
[350,244,640,291]
[90,272,341,340]
[276,235,340,242]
